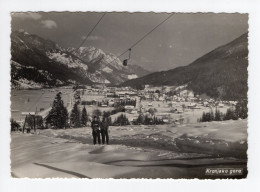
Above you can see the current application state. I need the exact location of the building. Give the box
[179,90,194,98]
[125,105,135,113]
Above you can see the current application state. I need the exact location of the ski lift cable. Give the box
[107,13,175,65]
[128,48,131,59]
[74,13,106,53]
[127,13,175,52]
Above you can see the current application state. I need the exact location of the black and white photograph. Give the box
[9,11,249,179]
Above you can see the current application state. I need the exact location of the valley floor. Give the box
[11,119,247,179]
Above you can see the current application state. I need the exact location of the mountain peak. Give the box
[11,32,151,88]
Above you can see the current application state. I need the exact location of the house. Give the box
[16,120,25,129]
[162,86,172,93]
[108,99,115,107]
[179,90,194,98]
[187,103,197,109]
[158,96,165,101]
[229,101,238,106]
[92,84,105,89]
[203,101,209,107]
[125,105,135,113]
[85,85,91,90]
[130,109,138,114]
[106,92,118,98]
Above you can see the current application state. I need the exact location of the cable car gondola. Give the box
[122,48,131,66]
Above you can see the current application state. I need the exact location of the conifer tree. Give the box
[70,103,81,127]
[224,108,238,120]
[81,105,88,126]
[202,112,206,122]
[235,99,248,119]
[210,110,215,121]
[103,116,112,126]
[214,108,221,121]
[47,92,68,129]
[113,114,130,126]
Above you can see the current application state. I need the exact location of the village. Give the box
[10,83,238,132]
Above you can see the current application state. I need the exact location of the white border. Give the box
[1,0,260,191]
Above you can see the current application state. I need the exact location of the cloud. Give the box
[80,35,104,41]
[88,35,103,41]
[12,12,42,20]
[81,36,86,40]
[41,20,57,29]
[169,45,173,49]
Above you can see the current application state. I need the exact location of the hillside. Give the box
[68,46,150,84]
[11,31,150,89]
[121,33,248,100]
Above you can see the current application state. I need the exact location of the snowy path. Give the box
[11,130,247,179]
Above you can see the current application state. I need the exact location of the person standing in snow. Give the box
[100,117,109,145]
[91,116,101,145]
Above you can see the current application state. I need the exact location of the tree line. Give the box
[132,114,165,125]
[81,99,136,108]
[45,92,130,129]
[198,99,247,122]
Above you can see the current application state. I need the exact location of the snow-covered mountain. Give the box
[11,31,150,89]
[67,46,150,84]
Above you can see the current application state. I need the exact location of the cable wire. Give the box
[74,13,106,53]
[107,13,175,65]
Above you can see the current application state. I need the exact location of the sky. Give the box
[11,12,248,71]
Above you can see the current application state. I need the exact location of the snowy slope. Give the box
[11,60,64,89]
[11,119,247,178]
[68,46,151,84]
[11,31,150,88]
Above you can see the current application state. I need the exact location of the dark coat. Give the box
[91,120,100,132]
[100,121,109,131]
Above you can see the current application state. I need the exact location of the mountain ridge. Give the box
[11,30,150,89]
[121,33,248,100]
